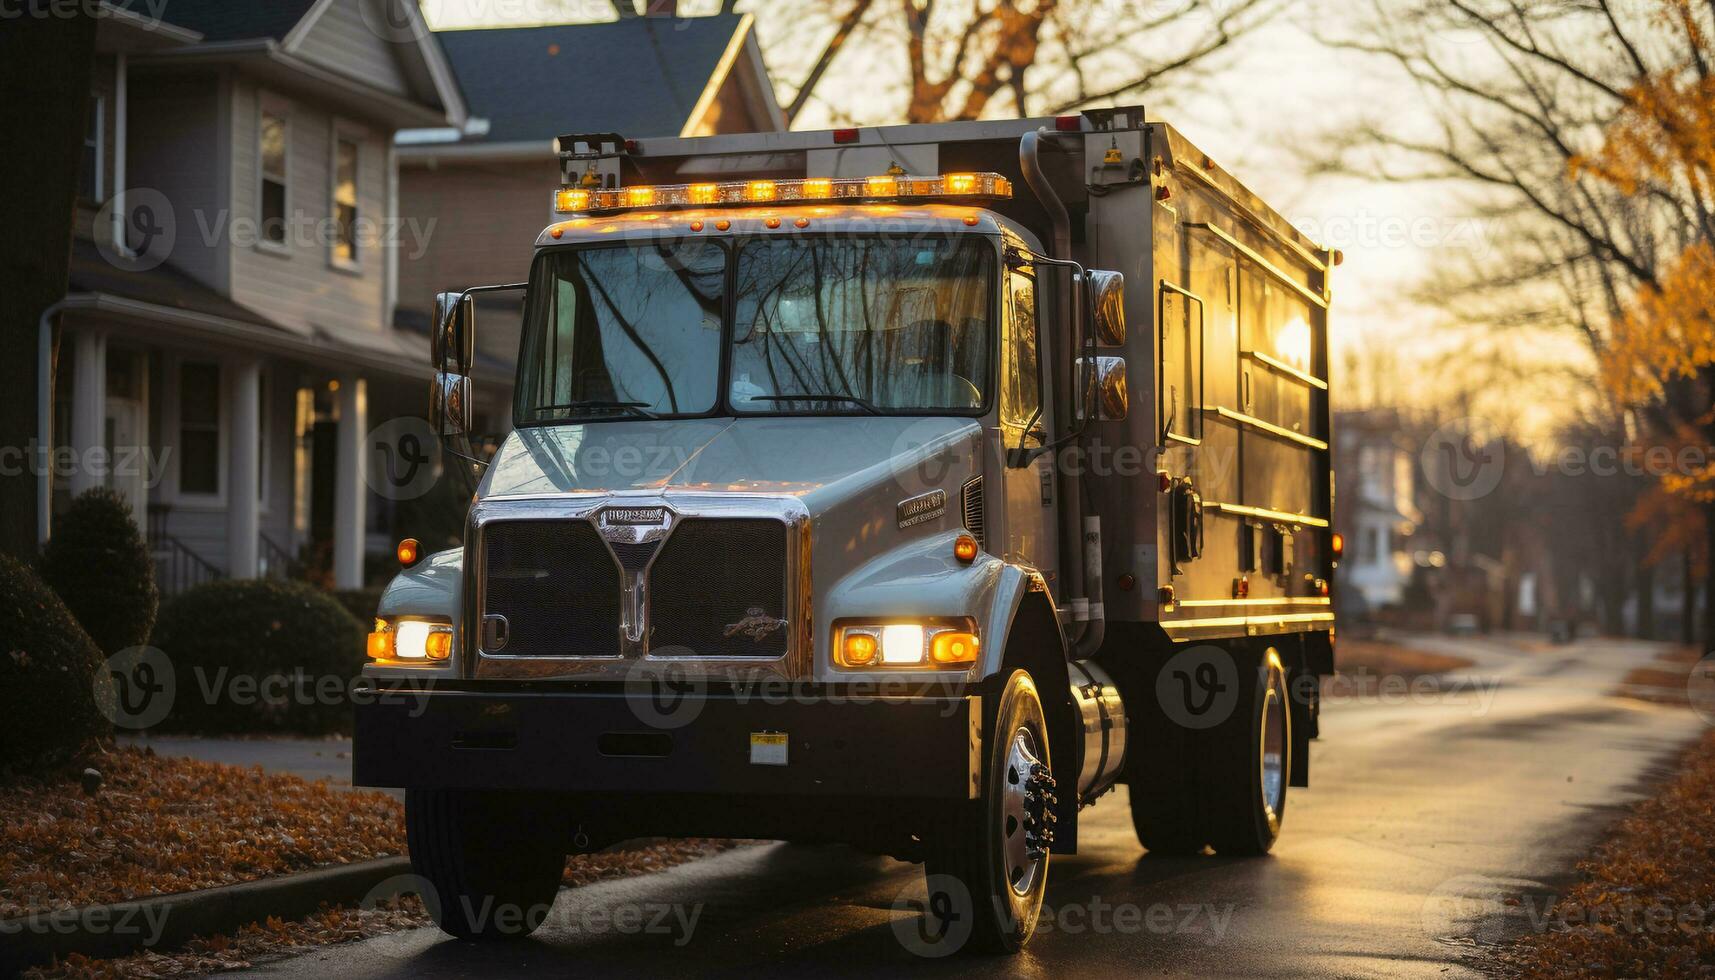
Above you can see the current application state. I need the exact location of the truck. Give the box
[355,106,1337,954]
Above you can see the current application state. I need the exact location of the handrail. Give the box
[258,533,298,581]
[149,531,224,596]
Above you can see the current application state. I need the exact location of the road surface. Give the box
[250,634,1703,979]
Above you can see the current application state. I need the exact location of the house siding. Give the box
[127,73,226,291]
[293,0,412,97]
[227,77,389,338]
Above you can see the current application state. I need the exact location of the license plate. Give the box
[749,731,788,766]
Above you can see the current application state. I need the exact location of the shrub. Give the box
[0,554,110,773]
[150,580,367,735]
[39,488,159,655]
[332,588,385,626]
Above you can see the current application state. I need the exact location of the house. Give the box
[392,12,784,374]
[46,0,471,592]
[1332,409,1422,616]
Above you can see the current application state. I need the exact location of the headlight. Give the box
[835,619,979,669]
[368,618,454,664]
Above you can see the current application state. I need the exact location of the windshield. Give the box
[515,233,995,424]
[517,240,726,423]
[729,236,993,414]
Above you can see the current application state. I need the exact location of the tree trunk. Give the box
[0,12,99,559]
[1635,559,1655,640]
[1704,502,1715,649]
[1684,544,1696,647]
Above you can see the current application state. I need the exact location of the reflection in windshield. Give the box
[730,236,993,413]
[517,241,725,423]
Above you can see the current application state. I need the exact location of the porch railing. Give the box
[150,531,225,597]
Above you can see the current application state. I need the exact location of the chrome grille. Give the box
[962,476,986,552]
[648,519,789,659]
[482,520,622,657]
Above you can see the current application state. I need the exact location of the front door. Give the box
[997,262,1057,580]
[104,350,148,526]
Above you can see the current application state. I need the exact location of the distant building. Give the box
[393,13,785,378]
[1333,409,1421,614]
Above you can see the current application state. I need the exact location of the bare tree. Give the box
[774,0,1285,125]
[1316,0,1715,637]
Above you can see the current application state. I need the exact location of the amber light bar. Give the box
[553,173,1012,215]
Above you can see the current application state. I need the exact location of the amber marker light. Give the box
[866,174,898,197]
[765,216,781,229]
[715,219,731,231]
[425,630,453,660]
[623,186,656,207]
[794,217,810,228]
[554,187,591,212]
[367,621,393,661]
[689,183,719,204]
[746,180,778,202]
[945,173,979,194]
[397,538,420,566]
[1331,532,1345,558]
[842,631,878,666]
[954,534,979,563]
[930,631,979,665]
[802,177,832,199]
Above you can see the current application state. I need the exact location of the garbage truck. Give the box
[354,106,1337,953]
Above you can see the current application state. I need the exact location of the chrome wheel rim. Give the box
[1259,667,1286,821]
[1001,726,1049,896]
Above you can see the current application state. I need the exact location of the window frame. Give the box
[1158,279,1206,446]
[165,356,227,506]
[1000,264,1042,430]
[328,121,362,272]
[81,91,105,204]
[256,97,291,255]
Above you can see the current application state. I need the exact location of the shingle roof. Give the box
[148,0,321,42]
[435,16,744,143]
[69,238,280,330]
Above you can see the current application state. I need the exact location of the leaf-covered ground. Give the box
[1,745,405,920]
[1491,725,1715,977]
[29,839,741,978]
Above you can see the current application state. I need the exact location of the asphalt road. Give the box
[251,634,1703,979]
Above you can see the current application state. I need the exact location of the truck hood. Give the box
[482,416,984,510]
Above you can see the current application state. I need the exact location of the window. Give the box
[259,110,288,247]
[332,136,358,266]
[1159,282,1205,443]
[80,93,104,201]
[518,241,726,422]
[178,362,222,495]
[1002,268,1041,428]
[729,235,993,414]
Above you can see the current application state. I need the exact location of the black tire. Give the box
[406,789,567,939]
[923,669,1055,955]
[1127,653,1205,855]
[1203,646,1290,856]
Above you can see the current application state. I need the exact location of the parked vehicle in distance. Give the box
[355,107,1337,953]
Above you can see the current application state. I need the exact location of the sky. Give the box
[419,0,1570,436]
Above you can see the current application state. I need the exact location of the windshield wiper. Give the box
[537,400,659,420]
[747,393,881,415]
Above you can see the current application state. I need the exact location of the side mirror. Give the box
[430,371,472,437]
[1087,269,1125,346]
[431,291,475,374]
[1076,356,1128,421]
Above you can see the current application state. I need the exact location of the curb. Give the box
[0,855,414,975]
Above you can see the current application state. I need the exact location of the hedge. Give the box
[39,488,159,655]
[0,554,110,774]
[149,579,368,734]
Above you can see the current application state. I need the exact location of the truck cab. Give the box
[355,107,1336,954]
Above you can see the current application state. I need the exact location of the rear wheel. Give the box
[1205,646,1290,855]
[1126,642,1290,857]
[406,789,567,939]
[923,669,1056,954]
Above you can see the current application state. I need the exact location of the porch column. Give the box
[333,375,368,589]
[68,328,107,497]
[226,358,261,578]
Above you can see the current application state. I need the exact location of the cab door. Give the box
[996,262,1057,580]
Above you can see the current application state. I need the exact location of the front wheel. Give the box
[923,669,1057,954]
[406,789,568,939]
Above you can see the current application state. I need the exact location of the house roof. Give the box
[68,238,279,329]
[435,16,747,143]
[149,0,322,43]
